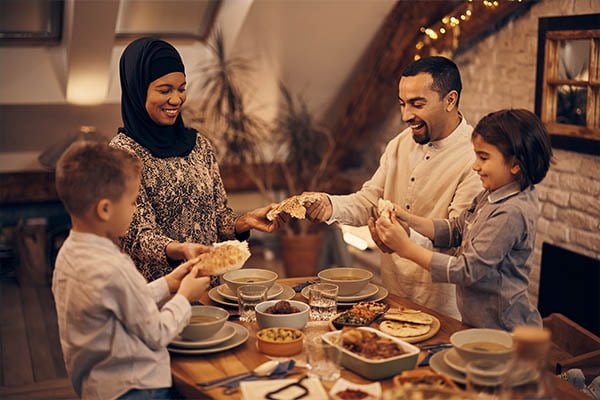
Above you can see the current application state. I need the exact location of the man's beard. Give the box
[412,129,431,144]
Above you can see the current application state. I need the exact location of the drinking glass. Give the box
[308,283,338,321]
[306,335,342,381]
[237,285,268,322]
[466,359,508,399]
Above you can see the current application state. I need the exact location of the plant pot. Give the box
[279,232,323,277]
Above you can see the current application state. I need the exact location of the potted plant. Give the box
[272,84,335,276]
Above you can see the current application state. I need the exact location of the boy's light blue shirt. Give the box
[52,231,191,399]
[430,181,542,330]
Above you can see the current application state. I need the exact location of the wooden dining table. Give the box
[170,277,587,399]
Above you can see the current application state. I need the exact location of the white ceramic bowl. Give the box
[318,267,373,296]
[322,327,419,380]
[180,305,229,341]
[222,268,278,294]
[255,300,310,330]
[450,328,513,363]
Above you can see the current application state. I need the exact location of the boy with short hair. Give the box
[53,142,210,399]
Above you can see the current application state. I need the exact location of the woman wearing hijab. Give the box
[110,37,279,281]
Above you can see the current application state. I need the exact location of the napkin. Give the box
[240,377,327,400]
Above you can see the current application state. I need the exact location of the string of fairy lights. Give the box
[413,0,524,60]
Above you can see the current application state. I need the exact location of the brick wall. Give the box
[455,0,600,305]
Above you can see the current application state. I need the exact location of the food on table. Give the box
[193,240,250,275]
[335,388,370,399]
[378,198,394,221]
[379,307,435,338]
[460,341,511,352]
[266,193,322,221]
[332,302,389,329]
[379,320,431,337]
[341,327,405,359]
[392,369,459,390]
[265,300,301,314]
[257,327,303,343]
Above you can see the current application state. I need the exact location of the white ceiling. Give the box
[0,0,395,123]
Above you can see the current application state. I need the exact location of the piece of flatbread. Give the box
[384,308,434,325]
[377,198,394,221]
[194,240,251,276]
[379,320,431,337]
[266,193,322,221]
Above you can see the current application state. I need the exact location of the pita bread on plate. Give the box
[194,240,251,276]
[379,320,431,338]
[266,193,322,221]
[384,308,434,325]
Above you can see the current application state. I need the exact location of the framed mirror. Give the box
[535,14,600,155]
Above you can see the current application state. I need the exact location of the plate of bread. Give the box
[377,307,440,343]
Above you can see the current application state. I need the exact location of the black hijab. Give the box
[118,37,196,158]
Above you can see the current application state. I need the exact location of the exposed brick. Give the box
[556,209,600,231]
[544,190,570,207]
[559,175,600,197]
[570,193,600,216]
[547,222,569,243]
[542,203,557,219]
[570,229,600,254]
[537,218,550,234]
[542,170,560,187]
[553,151,582,173]
[578,156,600,179]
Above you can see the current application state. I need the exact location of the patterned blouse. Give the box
[110,133,240,281]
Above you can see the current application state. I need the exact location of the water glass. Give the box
[308,283,338,321]
[237,285,268,322]
[466,359,508,399]
[306,335,342,381]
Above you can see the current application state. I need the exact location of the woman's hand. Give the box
[304,192,332,222]
[236,204,287,233]
[177,266,211,301]
[164,257,198,293]
[367,217,394,253]
[166,241,212,262]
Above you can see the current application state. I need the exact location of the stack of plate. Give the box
[300,283,388,307]
[167,322,249,355]
[429,348,537,385]
[208,283,296,308]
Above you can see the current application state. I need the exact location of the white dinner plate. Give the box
[336,283,379,302]
[209,284,295,308]
[430,349,537,386]
[167,323,249,355]
[443,347,468,373]
[300,284,388,308]
[170,323,236,349]
[216,283,284,301]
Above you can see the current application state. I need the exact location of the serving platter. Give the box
[167,323,249,355]
[216,283,284,301]
[170,323,236,349]
[208,284,295,308]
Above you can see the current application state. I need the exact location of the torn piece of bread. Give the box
[194,240,251,276]
[377,198,394,221]
[266,193,322,221]
[379,320,431,337]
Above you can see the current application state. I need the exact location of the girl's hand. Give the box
[375,213,410,254]
[367,217,394,253]
[164,257,200,293]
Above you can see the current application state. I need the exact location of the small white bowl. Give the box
[450,328,513,363]
[318,267,373,296]
[180,306,228,341]
[255,300,310,330]
[222,268,278,294]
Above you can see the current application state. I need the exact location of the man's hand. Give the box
[304,192,332,222]
[177,266,211,302]
[236,203,288,233]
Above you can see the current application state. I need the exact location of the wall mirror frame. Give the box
[535,14,600,155]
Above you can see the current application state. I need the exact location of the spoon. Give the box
[198,360,280,389]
